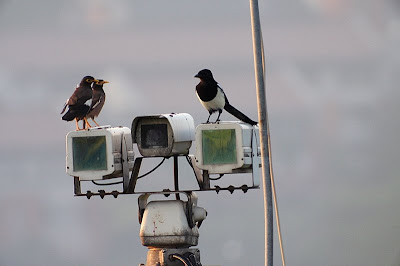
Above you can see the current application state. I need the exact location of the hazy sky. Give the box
[0,0,399,265]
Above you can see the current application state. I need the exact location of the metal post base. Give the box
[140,248,201,266]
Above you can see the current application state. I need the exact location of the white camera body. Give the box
[131,113,195,157]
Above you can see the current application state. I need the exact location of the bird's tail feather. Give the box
[60,99,68,114]
[224,103,257,125]
[62,105,90,121]
[61,110,76,121]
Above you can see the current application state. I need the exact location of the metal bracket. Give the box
[127,157,143,193]
[122,134,130,192]
[187,155,208,190]
[251,127,261,187]
[185,191,199,228]
[138,193,150,224]
[74,177,81,195]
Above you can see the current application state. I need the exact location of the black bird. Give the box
[61,76,97,130]
[86,79,109,127]
[194,69,257,125]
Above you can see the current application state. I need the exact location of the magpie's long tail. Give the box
[224,103,257,125]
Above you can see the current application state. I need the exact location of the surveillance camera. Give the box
[131,113,195,157]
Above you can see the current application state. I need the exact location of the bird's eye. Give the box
[86,78,92,83]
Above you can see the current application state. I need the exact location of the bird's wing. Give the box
[217,84,229,104]
[67,85,93,106]
[90,95,103,111]
[66,88,81,106]
[62,104,90,121]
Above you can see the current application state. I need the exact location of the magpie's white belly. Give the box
[197,87,226,112]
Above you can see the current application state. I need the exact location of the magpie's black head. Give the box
[194,69,214,81]
[80,76,98,85]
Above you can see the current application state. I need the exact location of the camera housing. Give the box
[131,113,195,157]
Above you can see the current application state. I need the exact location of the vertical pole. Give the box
[174,155,181,200]
[249,0,273,266]
[74,176,81,195]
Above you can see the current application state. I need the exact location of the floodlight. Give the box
[66,126,135,180]
[195,121,260,174]
[132,113,195,157]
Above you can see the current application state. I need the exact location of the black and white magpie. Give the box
[194,69,257,125]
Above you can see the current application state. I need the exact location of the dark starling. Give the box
[194,69,257,125]
[86,79,109,127]
[61,76,97,130]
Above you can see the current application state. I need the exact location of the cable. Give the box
[169,254,192,266]
[186,155,199,178]
[137,157,165,179]
[91,158,166,187]
[208,174,224,180]
[186,155,223,181]
[185,155,193,167]
[261,30,286,266]
[92,179,122,186]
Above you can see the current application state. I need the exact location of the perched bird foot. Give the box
[91,118,100,127]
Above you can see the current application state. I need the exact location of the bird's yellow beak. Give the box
[101,80,110,84]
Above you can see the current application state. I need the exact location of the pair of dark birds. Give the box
[61,70,256,130]
[61,76,109,130]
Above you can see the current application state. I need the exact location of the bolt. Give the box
[86,191,93,199]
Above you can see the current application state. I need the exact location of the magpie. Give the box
[61,76,97,130]
[86,79,109,127]
[194,69,257,125]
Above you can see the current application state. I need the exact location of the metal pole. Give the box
[249,0,273,266]
[174,155,181,200]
